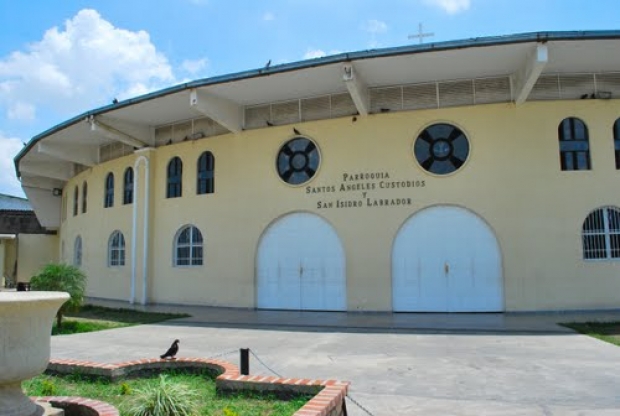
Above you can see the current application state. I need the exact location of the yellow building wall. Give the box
[3,239,17,283]
[60,99,620,311]
[17,234,59,282]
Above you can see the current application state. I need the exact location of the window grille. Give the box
[123,167,134,205]
[558,117,591,171]
[108,230,126,266]
[74,236,82,267]
[582,207,620,260]
[167,157,183,198]
[614,119,620,170]
[197,152,215,195]
[82,182,88,213]
[104,173,114,208]
[174,225,203,266]
[73,186,79,216]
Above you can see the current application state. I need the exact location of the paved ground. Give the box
[50,300,620,416]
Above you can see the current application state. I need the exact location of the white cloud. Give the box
[424,0,471,14]
[304,49,327,60]
[0,132,25,197]
[7,102,35,121]
[0,9,175,117]
[363,19,388,34]
[263,12,275,21]
[303,49,342,60]
[181,58,208,75]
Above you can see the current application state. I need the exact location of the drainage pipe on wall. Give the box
[131,153,150,305]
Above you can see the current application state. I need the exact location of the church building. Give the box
[14,31,620,312]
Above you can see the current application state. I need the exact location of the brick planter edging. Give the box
[43,357,350,416]
[33,397,119,416]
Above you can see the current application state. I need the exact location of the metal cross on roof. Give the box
[408,23,434,44]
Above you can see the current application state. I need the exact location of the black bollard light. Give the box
[240,348,250,375]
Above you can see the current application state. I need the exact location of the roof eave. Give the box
[14,29,620,177]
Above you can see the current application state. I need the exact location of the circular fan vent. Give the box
[277,137,320,185]
[414,123,469,175]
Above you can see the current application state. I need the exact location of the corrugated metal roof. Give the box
[0,194,32,211]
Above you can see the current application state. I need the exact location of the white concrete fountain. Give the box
[0,291,69,416]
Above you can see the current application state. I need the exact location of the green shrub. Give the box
[120,382,132,396]
[122,374,198,416]
[223,407,240,416]
[29,263,86,330]
[41,379,57,396]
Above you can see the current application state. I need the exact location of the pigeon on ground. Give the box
[160,339,180,360]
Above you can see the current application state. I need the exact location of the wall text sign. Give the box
[305,172,425,209]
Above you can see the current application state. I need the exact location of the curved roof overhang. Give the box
[13,30,620,228]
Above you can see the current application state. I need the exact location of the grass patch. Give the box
[24,370,309,416]
[53,305,190,335]
[561,321,620,347]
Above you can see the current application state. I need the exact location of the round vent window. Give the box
[277,137,320,185]
[414,123,470,175]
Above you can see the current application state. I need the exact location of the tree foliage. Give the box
[29,263,87,329]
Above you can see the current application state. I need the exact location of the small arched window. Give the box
[123,167,134,205]
[558,117,591,171]
[74,236,83,267]
[82,181,88,214]
[73,186,79,216]
[104,173,114,208]
[613,118,620,169]
[197,151,215,194]
[582,207,620,260]
[174,225,203,266]
[108,230,126,267]
[167,157,183,198]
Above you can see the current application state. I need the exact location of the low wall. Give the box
[39,357,349,416]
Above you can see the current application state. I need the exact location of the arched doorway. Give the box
[392,206,503,312]
[257,213,346,311]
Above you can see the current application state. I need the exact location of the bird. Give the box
[265,59,271,69]
[112,98,119,104]
[160,339,179,360]
[293,127,301,135]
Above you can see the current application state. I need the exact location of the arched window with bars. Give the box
[73,186,79,216]
[104,173,114,208]
[82,181,88,213]
[108,230,126,266]
[582,206,620,260]
[123,167,134,205]
[197,151,215,194]
[558,117,591,171]
[174,225,203,266]
[167,157,183,198]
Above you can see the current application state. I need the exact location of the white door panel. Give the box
[393,206,503,312]
[257,213,346,311]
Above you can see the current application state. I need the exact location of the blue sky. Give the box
[0,0,618,197]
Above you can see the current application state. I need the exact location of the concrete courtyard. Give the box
[50,305,620,415]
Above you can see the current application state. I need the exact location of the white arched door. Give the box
[257,213,346,311]
[392,206,503,312]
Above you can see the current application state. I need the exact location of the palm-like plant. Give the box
[29,263,86,330]
[123,374,199,416]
